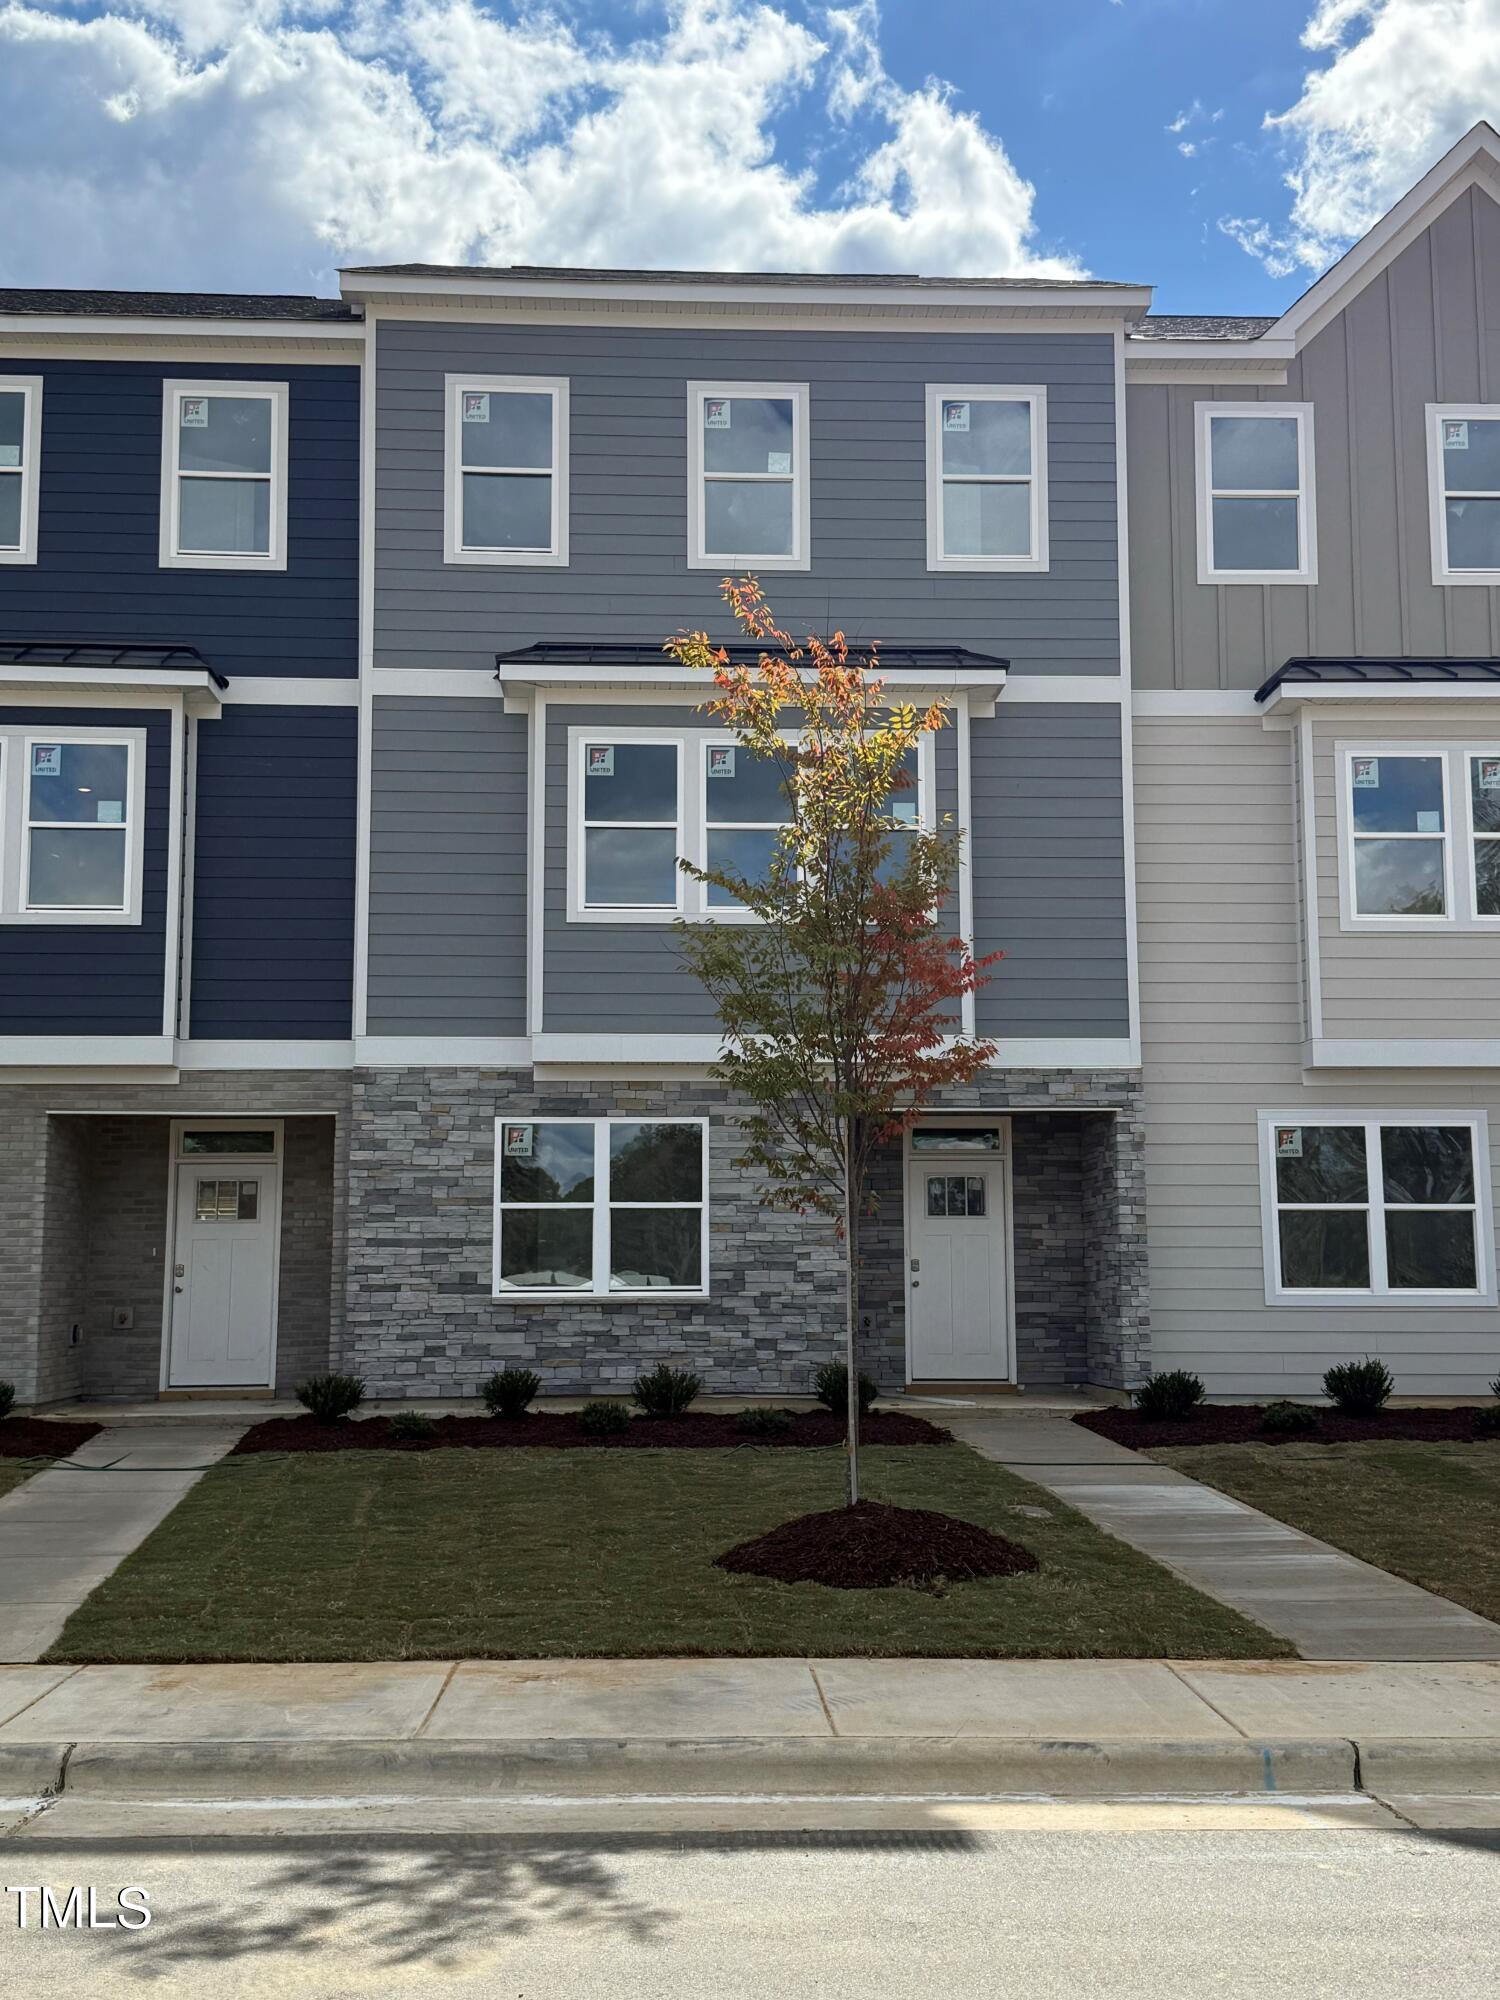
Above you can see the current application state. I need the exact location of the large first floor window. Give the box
[493,1117,709,1297]
[0,725,145,923]
[1263,1114,1491,1299]
[1340,743,1500,927]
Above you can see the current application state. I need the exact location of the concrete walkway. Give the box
[0,1418,245,1664]
[949,1410,1500,1663]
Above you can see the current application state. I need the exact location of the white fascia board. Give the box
[1125,340,1293,367]
[497,663,1007,700]
[987,1038,1140,1070]
[0,665,221,710]
[372,668,500,697]
[354,1035,533,1068]
[1308,1038,1500,1069]
[1260,682,1500,713]
[531,1032,1140,1070]
[0,1034,176,1069]
[175,1039,354,1070]
[1133,689,1263,716]
[343,272,1153,316]
[1001,675,1125,704]
[224,678,359,707]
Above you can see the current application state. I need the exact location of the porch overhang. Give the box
[0,642,227,717]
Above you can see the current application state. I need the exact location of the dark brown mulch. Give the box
[1076,1405,1500,1451]
[230,1409,955,1455]
[715,1499,1040,1590]
[0,1417,103,1460]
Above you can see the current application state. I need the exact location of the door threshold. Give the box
[904,1379,1021,1396]
[159,1386,274,1401]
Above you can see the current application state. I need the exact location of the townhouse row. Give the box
[5,126,1500,1405]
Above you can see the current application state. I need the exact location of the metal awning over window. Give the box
[0,640,227,685]
[1257,657,1500,707]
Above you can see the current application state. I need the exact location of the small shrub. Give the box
[1491,1372,1500,1400]
[1132,1370,1206,1422]
[0,1381,14,1421]
[632,1363,703,1420]
[1474,1405,1500,1438]
[389,1409,436,1441]
[737,1406,793,1438]
[812,1363,879,1416]
[296,1372,366,1423]
[1322,1357,1394,1417]
[1262,1398,1320,1436]
[578,1399,631,1437]
[483,1367,541,1419]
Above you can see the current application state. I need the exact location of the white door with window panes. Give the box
[167,1128,281,1387]
[907,1129,1012,1382]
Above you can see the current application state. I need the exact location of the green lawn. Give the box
[1152,1440,1500,1625]
[47,1444,1287,1663]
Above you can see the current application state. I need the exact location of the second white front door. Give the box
[168,1163,279,1387]
[907,1156,1011,1381]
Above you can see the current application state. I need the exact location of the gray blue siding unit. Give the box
[366,696,528,1036]
[189,705,356,1038]
[0,704,169,1034]
[373,322,1119,675]
[970,704,1130,1039]
[0,358,358,678]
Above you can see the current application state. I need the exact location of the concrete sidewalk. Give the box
[4,1658,1500,1821]
[948,1410,1500,1662]
[0,1418,245,1663]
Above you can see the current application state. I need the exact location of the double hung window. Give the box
[926,386,1047,571]
[1195,403,1316,583]
[0,376,41,564]
[445,375,568,564]
[0,728,145,924]
[1340,746,1500,927]
[161,381,288,569]
[1429,406,1500,581]
[687,383,809,570]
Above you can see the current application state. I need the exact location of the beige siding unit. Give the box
[1137,712,1500,1396]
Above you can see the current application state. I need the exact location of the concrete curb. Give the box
[32,1735,1360,1801]
[1355,1737,1500,1795]
[0,1742,69,1796]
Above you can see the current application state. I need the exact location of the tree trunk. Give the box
[843,1142,859,1508]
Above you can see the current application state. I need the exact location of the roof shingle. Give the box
[0,288,356,322]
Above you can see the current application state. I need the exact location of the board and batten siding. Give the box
[1129,185,1500,690]
[0,359,359,679]
[365,696,527,1036]
[970,702,1129,1039]
[1137,712,1500,1395]
[373,321,1119,675]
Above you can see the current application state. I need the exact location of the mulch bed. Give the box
[231,1409,954,1455]
[0,1417,103,1460]
[1076,1405,1500,1451]
[715,1499,1040,1590]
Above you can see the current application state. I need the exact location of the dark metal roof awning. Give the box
[1257,657,1500,702]
[497,641,1010,674]
[0,640,227,686]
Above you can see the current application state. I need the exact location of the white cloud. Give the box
[0,0,1083,288]
[1224,0,1500,278]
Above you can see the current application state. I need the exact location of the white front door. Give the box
[168,1162,280,1387]
[907,1155,1011,1381]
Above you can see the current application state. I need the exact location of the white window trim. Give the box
[1334,741,1500,931]
[159,380,289,572]
[565,722,933,924]
[491,1115,710,1300]
[0,725,147,925]
[443,373,569,568]
[1258,1110,1495,1306]
[686,380,810,572]
[1427,403,1500,584]
[924,383,1049,574]
[0,375,42,566]
[1194,401,1317,586]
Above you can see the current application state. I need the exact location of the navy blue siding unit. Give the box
[0,704,169,1033]
[189,705,356,1039]
[0,359,358,678]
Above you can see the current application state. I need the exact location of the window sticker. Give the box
[1416,809,1443,832]
[462,391,490,424]
[1444,419,1470,450]
[766,451,791,475]
[586,745,614,779]
[1275,1126,1303,1159]
[180,397,209,429]
[1351,756,1380,789]
[503,1123,534,1159]
[97,801,123,825]
[1479,758,1500,792]
[707,745,735,779]
[942,400,971,432]
[31,745,60,778]
[703,399,731,430]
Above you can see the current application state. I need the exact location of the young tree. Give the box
[665,579,1000,1505]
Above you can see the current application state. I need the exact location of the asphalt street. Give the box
[2,1816,1499,1997]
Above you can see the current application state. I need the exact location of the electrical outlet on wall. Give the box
[111,1306,134,1331]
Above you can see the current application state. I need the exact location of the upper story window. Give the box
[567,725,926,923]
[1428,406,1500,582]
[925,386,1048,573]
[0,727,146,925]
[444,375,568,567]
[1337,743,1500,930]
[160,381,288,571]
[1195,403,1316,585]
[1262,1115,1491,1301]
[687,383,809,571]
[0,376,42,566]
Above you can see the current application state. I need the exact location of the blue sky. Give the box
[0,0,1493,311]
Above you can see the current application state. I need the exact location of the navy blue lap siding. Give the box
[0,704,169,1033]
[0,359,358,678]
[189,705,356,1038]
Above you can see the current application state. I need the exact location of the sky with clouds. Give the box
[0,0,1495,311]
